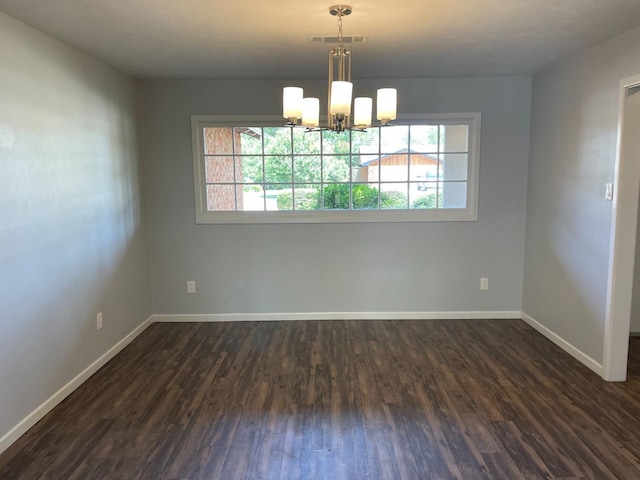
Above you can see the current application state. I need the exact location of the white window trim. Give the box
[191,113,481,224]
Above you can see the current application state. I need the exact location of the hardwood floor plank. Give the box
[364,427,403,480]
[1,322,640,479]
[336,422,370,480]
[491,420,551,477]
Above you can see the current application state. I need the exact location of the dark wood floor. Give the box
[1,320,640,479]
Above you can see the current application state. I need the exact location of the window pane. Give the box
[206,184,236,211]
[322,130,351,154]
[194,115,477,220]
[239,184,265,211]
[294,156,321,183]
[440,125,469,152]
[235,185,244,211]
[350,155,370,183]
[380,183,408,210]
[293,129,320,154]
[380,125,408,154]
[409,125,439,153]
[352,183,379,210]
[323,155,351,182]
[234,127,263,155]
[240,155,264,183]
[205,156,235,183]
[264,156,292,184]
[440,154,468,181]
[410,153,438,183]
[204,128,234,155]
[322,183,350,210]
[410,186,439,209]
[441,182,467,208]
[265,184,293,211]
[352,128,379,154]
[354,154,380,183]
[293,184,321,211]
[264,127,292,155]
[380,153,408,182]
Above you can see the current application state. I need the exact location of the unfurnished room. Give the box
[2,1,640,478]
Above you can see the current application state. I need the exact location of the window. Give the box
[191,114,480,223]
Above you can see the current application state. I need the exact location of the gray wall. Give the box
[142,77,531,315]
[0,12,150,440]
[523,25,640,362]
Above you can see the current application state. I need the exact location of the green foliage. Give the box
[276,189,319,210]
[242,128,353,188]
[264,156,291,188]
[411,193,439,209]
[241,156,264,184]
[322,184,381,210]
[321,184,350,210]
[293,156,321,183]
[381,191,408,209]
[351,184,380,209]
[276,192,292,210]
[323,155,350,182]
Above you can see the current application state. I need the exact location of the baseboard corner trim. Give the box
[520,312,604,376]
[152,311,522,323]
[0,315,153,456]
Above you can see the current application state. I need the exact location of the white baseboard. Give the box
[0,316,153,456]
[152,311,522,323]
[520,312,604,376]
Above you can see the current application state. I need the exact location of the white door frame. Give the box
[604,74,640,381]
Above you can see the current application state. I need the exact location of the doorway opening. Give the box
[604,76,640,381]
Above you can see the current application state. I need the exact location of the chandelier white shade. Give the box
[377,88,398,123]
[283,5,397,132]
[353,97,372,128]
[302,97,320,127]
[329,81,353,115]
[283,87,303,120]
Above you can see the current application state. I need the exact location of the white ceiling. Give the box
[1,0,640,80]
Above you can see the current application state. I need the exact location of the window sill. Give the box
[195,208,478,224]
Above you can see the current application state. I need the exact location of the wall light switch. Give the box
[605,183,614,201]
[96,312,103,330]
[187,281,196,294]
[480,277,489,291]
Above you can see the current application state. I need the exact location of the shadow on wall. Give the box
[0,89,150,439]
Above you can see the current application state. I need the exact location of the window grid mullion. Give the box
[378,127,381,210]
[320,131,325,210]
[231,128,238,210]
[407,126,411,209]
[290,127,295,211]
[349,132,353,210]
[261,128,267,211]
[437,125,441,208]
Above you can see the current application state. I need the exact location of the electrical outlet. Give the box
[480,277,489,291]
[96,312,103,330]
[187,281,196,294]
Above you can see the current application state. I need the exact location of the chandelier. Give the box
[282,5,397,133]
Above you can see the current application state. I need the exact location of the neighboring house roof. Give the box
[358,148,439,167]
[236,127,262,139]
